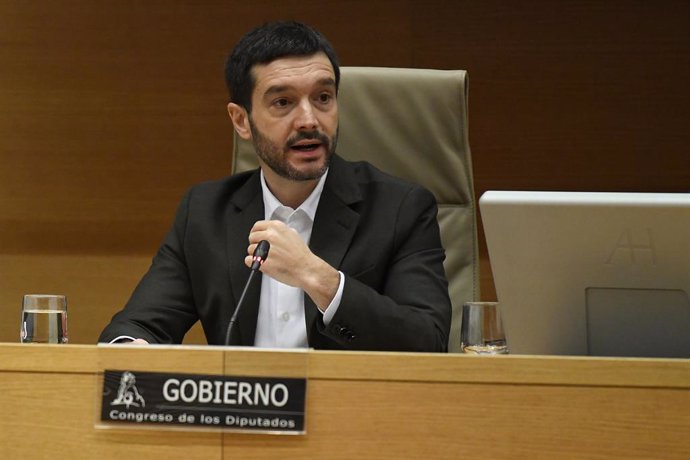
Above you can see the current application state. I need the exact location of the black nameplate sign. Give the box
[100,369,306,433]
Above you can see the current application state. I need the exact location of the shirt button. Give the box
[281,312,290,322]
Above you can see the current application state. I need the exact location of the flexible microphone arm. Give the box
[224,240,270,346]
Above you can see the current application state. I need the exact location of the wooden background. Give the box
[1,1,688,345]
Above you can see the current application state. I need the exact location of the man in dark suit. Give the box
[99,21,451,351]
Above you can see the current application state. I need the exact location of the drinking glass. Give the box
[20,294,69,344]
[460,301,508,354]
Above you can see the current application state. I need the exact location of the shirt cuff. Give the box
[321,271,345,326]
[109,335,138,344]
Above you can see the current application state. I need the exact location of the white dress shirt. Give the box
[253,169,344,348]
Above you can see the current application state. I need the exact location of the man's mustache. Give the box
[286,130,331,148]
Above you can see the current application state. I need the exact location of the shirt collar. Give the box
[260,169,329,222]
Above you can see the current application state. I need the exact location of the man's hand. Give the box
[246,220,340,311]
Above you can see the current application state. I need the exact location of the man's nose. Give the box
[294,100,319,130]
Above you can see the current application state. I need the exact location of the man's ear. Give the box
[227,103,252,140]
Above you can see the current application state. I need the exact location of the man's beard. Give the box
[249,120,338,181]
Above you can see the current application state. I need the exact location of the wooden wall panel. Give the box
[0,1,235,254]
[0,253,206,344]
[412,1,690,192]
[1,1,688,343]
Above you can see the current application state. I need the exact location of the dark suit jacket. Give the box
[99,154,452,351]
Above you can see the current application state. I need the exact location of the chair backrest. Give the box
[232,66,479,352]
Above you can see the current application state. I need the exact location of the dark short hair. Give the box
[224,21,340,112]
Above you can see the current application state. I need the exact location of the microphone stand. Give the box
[224,240,270,346]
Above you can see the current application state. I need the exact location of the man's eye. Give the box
[318,93,332,103]
[274,99,290,107]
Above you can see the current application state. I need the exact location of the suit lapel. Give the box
[305,155,362,337]
[226,171,264,345]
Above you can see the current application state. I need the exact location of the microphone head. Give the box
[250,240,270,270]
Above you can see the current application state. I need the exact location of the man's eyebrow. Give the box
[317,77,337,88]
[263,78,337,97]
[264,85,290,97]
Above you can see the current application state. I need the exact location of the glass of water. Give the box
[20,294,69,344]
[460,301,508,354]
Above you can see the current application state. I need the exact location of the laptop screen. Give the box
[479,191,690,358]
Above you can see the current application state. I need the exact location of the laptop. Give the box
[479,191,690,358]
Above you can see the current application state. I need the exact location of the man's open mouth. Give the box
[291,142,322,152]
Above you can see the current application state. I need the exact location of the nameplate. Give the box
[99,369,306,434]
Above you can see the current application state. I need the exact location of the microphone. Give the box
[250,240,270,270]
[224,240,270,346]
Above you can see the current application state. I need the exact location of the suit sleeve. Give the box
[316,185,452,352]
[98,191,197,344]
